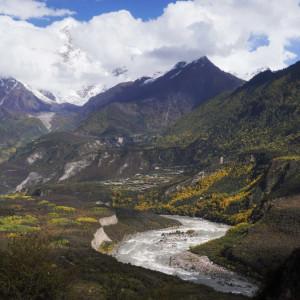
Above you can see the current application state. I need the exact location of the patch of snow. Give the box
[108,157,115,165]
[143,77,156,85]
[52,26,105,105]
[142,70,164,85]
[15,172,44,192]
[169,70,183,79]
[98,152,110,167]
[103,152,110,159]
[27,152,43,165]
[29,112,56,131]
[0,79,18,106]
[97,159,103,168]
[52,84,104,105]
[117,137,124,145]
[119,163,129,175]
[59,159,91,182]
[22,83,56,104]
[84,140,103,151]
[191,56,208,65]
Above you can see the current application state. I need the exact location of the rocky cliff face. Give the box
[0,130,196,194]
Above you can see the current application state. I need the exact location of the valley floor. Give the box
[0,193,248,300]
[1,157,300,299]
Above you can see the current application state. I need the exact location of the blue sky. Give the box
[248,34,270,52]
[29,0,300,65]
[31,0,178,26]
[286,38,300,65]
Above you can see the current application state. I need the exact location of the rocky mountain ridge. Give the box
[78,56,243,137]
[0,77,80,162]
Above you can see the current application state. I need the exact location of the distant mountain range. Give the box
[0,77,79,162]
[0,56,243,190]
[79,57,243,137]
[0,78,52,113]
[1,56,300,194]
[0,56,243,162]
[1,57,300,194]
[1,55,300,300]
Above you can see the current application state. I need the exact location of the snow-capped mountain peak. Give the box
[22,83,57,105]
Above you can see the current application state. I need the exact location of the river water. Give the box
[114,215,258,297]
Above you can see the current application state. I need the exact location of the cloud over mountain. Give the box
[0,0,300,104]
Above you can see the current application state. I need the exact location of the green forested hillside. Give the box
[164,63,300,160]
[0,109,48,162]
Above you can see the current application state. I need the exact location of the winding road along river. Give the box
[114,215,258,297]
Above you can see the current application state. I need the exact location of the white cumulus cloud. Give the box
[0,0,300,105]
[0,0,74,20]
